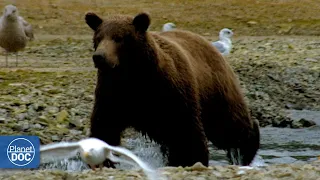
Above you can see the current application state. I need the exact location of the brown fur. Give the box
[85,12,260,167]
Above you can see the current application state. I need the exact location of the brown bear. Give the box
[85,12,260,168]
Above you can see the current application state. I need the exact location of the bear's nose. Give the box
[92,52,106,68]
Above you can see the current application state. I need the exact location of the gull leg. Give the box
[99,163,103,170]
[15,53,18,67]
[5,51,8,67]
[88,164,96,171]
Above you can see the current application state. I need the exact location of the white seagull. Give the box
[211,28,233,56]
[40,137,158,180]
[0,4,34,67]
[162,22,176,32]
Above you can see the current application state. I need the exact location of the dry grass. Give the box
[1,0,320,36]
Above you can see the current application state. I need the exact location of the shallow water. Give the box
[38,110,320,171]
[37,126,320,171]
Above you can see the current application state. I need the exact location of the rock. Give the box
[247,21,258,25]
[8,83,28,87]
[69,129,82,136]
[68,118,82,128]
[277,24,293,34]
[47,106,59,114]
[286,110,320,125]
[38,115,48,122]
[56,110,69,122]
[0,117,6,123]
[31,89,42,96]
[12,123,30,132]
[272,116,292,128]
[32,123,43,129]
[47,88,62,94]
[16,113,28,121]
[187,162,208,171]
[32,103,46,112]
[305,58,318,62]
[51,135,61,141]
[291,118,316,128]
[285,103,305,110]
[0,108,7,114]
[299,118,316,127]
[84,95,94,101]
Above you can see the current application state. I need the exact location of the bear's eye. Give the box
[113,36,123,43]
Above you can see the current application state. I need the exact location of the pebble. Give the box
[51,135,61,141]
[56,110,69,122]
[0,117,6,123]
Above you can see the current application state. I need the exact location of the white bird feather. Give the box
[162,22,176,32]
[40,137,159,180]
[211,28,233,56]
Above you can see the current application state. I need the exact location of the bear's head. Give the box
[85,12,151,71]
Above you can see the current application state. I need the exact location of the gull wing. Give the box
[102,144,159,180]
[18,16,34,40]
[211,41,226,54]
[40,142,81,163]
[0,16,3,30]
[103,144,155,172]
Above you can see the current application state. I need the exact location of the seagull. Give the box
[40,137,158,179]
[0,4,34,67]
[162,22,176,32]
[211,28,233,56]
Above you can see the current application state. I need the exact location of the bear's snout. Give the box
[92,52,107,68]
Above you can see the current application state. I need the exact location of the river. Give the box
[38,110,320,171]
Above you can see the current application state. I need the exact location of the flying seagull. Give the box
[211,28,233,56]
[0,4,34,67]
[40,137,158,179]
[162,22,176,32]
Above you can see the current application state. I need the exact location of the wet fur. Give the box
[86,12,260,167]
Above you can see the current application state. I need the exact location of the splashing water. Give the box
[40,156,88,171]
[250,154,267,167]
[228,148,243,165]
[39,132,166,171]
[39,133,167,180]
[123,133,168,169]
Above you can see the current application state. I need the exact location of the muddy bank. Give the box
[227,36,320,128]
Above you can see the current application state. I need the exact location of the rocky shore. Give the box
[0,160,319,180]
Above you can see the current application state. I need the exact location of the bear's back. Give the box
[152,30,239,98]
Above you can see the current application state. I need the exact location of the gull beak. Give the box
[83,151,89,158]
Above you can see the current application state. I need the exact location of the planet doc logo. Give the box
[7,138,36,166]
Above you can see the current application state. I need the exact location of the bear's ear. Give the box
[133,12,150,33]
[85,12,103,31]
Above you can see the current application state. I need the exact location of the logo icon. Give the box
[7,138,36,166]
[0,136,40,168]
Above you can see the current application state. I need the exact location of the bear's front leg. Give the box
[157,93,209,167]
[89,100,127,168]
[165,119,209,167]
